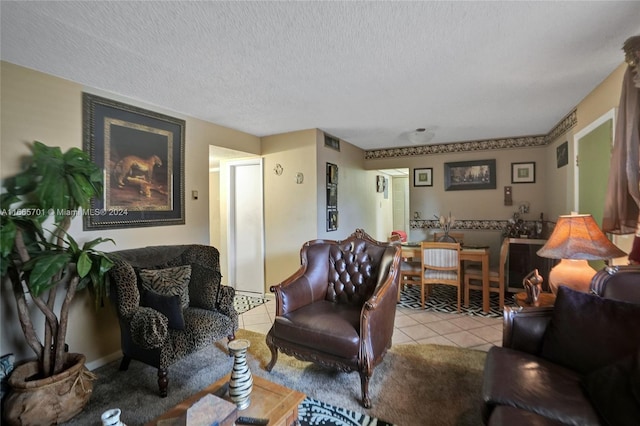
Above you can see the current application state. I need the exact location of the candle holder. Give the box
[228,339,253,410]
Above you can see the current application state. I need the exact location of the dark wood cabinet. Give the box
[506,238,556,293]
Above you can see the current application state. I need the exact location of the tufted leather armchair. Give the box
[265,229,402,408]
[108,244,238,397]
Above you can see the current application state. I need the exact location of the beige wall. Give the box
[365,146,548,261]
[316,131,382,241]
[261,129,318,287]
[0,62,260,366]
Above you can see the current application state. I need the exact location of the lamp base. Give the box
[548,259,597,294]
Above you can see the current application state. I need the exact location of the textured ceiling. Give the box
[1,1,639,151]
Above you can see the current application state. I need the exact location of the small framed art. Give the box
[413,168,433,187]
[511,162,536,184]
[556,141,568,168]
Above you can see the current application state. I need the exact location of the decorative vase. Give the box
[3,353,94,426]
[101,408,126,426]
[228,339,253,410]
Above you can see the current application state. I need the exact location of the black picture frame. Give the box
[326,162,339,232]
[511,162,536,183]
[444,159,496,191]
[82,93,185,230]
[413,168,433,187]
[556,141,568,168]
[327,210,338,232]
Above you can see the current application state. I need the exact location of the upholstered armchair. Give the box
[108,244,238,397]
[265,229,402,408]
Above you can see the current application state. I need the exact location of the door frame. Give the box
[572,108,616,211]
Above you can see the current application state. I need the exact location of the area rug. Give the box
[233,293,268,314]
[63,329,486,426]
[299,397,393,426]
[398,284,503,318]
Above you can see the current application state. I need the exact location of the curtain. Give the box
[602,66,640,235]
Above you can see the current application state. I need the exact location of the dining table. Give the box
[401,243,492,313]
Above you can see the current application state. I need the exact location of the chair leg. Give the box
[457,286,461,313]
[420,284,425,309]
[265,339,279,372]
[158,368,168,397]
[499,287,505,310]
[359,370,372,408]
[464,277,470,307]
[119,355,131,371]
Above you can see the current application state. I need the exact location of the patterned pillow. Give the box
[138,265,191,309]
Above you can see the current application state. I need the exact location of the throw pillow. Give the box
[140,290,185,330]
[581,349,640,426]
[138,265,191,309]
[188,263,221,310]
[540,286,640,375]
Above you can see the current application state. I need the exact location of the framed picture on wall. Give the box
[556,141,569,168]
[511,162,536,183]
[327,210,338,232]
[444,159,496,191]
[413,168,433,187]
[82,93,185,230]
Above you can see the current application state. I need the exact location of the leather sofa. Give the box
[108,244,238,396]
[482,265,640,425]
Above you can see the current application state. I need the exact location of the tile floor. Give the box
[238,296,503,352]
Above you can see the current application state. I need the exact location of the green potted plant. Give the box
[1,141,115,425]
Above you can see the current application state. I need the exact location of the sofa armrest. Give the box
[502,306,554,355]
[129,306,169,349]
[214,285,238,334]
[270,265,315,315]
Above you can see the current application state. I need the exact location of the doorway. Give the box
[209,147,265,295]
[227,159,265,294]
[379,168,409,238]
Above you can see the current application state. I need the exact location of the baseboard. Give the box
[86,350,122,371]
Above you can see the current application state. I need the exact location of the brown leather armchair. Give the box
[265,229,402,408]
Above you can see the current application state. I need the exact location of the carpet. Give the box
[63,329,486,426]
[233,294,268,315]
[398,284,503,318]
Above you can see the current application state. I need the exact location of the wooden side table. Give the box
[147,374,305,426]
[514,292,556,308]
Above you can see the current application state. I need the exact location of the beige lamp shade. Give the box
[537,214,627,293]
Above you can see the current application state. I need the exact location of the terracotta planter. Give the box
[3,353,95,426]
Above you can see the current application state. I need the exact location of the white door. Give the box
[228,159,265,294]
[392,176,409,233]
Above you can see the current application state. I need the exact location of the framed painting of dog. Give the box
[82,93,185,229]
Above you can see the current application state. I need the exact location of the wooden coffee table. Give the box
[146,374,305,426]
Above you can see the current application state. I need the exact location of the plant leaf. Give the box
[25,252,71,296]
[76,251,91,278]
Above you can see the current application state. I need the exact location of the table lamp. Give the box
[536,214,627,294]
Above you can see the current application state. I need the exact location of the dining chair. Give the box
[398,258,421,301]
[390,238,421,301]
[420,242,462,311]
[464,237,509,310]
[433,232,465,246]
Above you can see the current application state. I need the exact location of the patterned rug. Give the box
[397,284,503,318]
[299,397,394,426]
[233,294,268,315]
